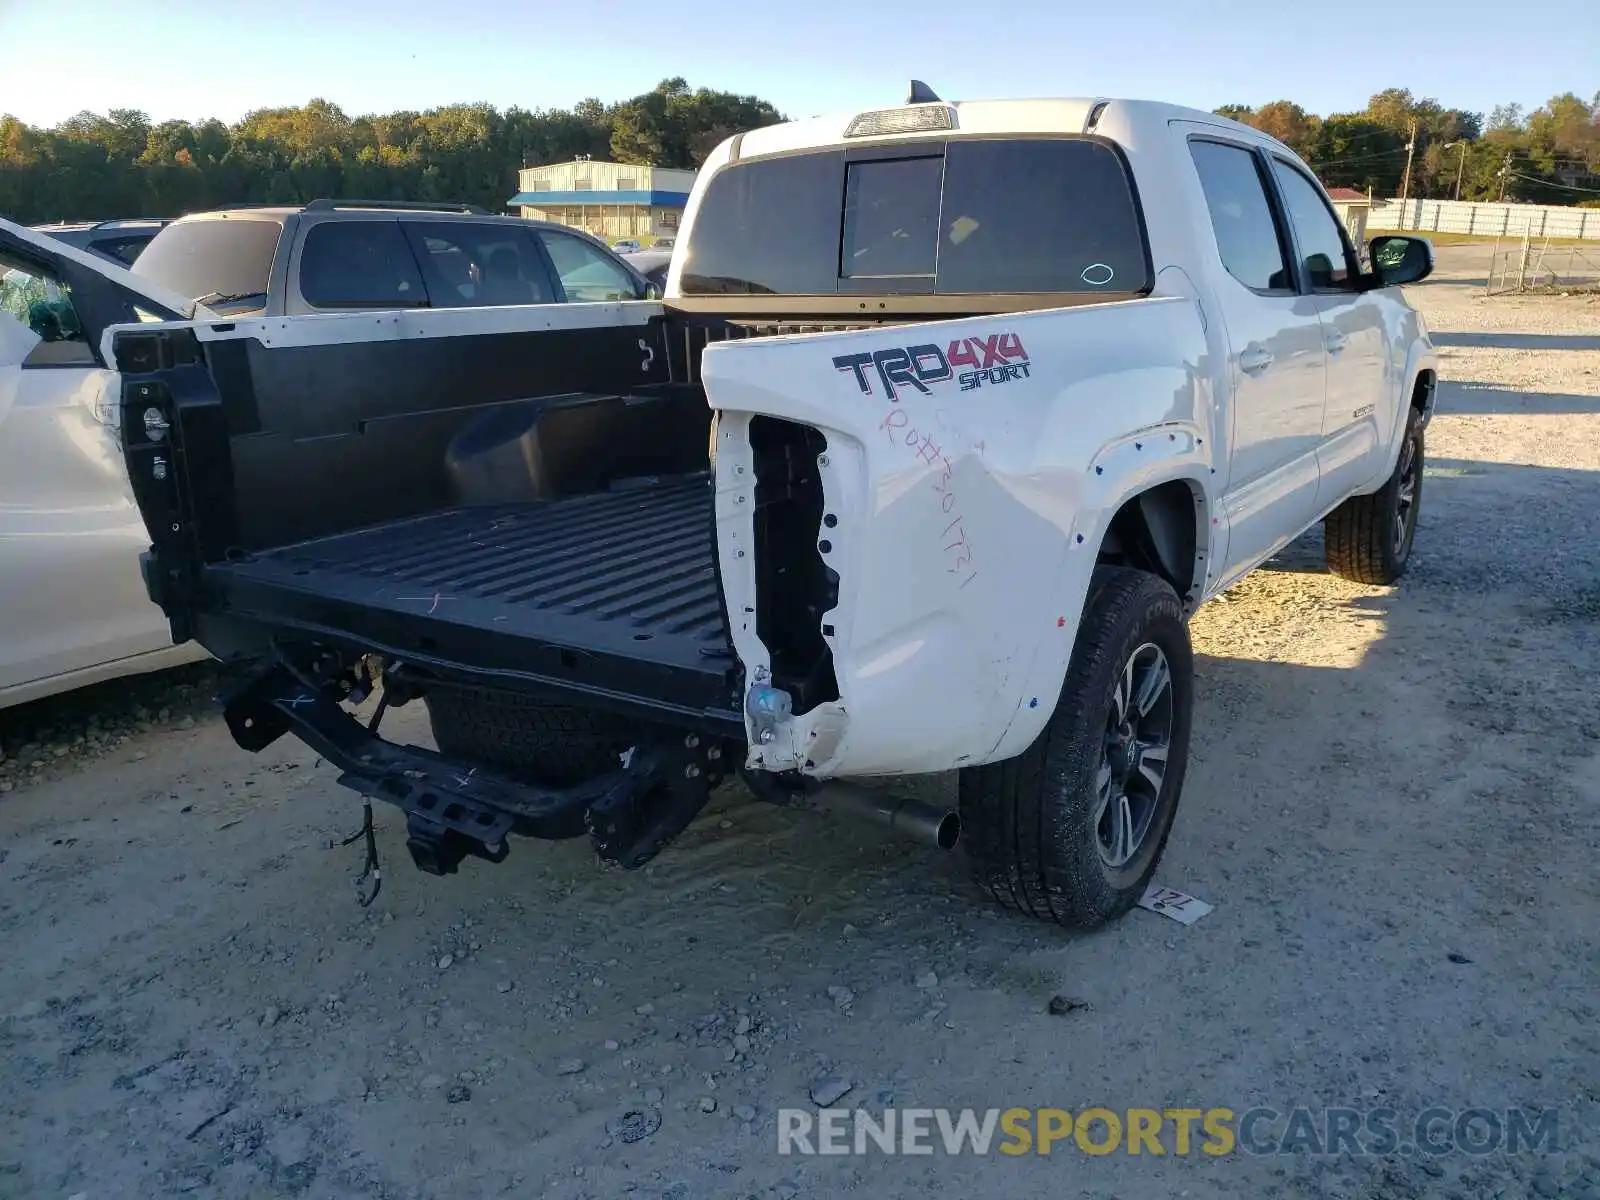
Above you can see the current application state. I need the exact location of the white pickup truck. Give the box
[40,89,1438,927]
[0,229,215,707]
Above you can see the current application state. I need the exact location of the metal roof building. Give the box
[507,158,696,246]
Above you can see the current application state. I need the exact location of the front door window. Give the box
[0,260,94,366]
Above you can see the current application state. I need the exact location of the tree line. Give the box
[0,79,783,225]
[1216,88,1600,206]
[1,80,1596,226]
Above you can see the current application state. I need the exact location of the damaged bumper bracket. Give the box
[221,663,723,875]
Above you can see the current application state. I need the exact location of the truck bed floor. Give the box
[208,477,740,719]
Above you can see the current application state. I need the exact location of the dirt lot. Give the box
[2,250,1598,1200]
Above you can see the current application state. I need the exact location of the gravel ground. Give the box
[2,250,1598,1199]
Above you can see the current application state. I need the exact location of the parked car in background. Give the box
[620,248,671,291]
[32,219,171,267]
[0,219,215,708]
[610,238,642,254]
[128,200,656,318]
[621,235,677,287]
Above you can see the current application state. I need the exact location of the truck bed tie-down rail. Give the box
[222,662,728,875]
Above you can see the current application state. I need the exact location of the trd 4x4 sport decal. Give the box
[833,333,1030,400]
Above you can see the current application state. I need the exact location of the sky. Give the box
[2,0,1595,130]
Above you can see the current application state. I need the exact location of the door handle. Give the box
[1325,331,1348,354]
[1239,346,1274,374]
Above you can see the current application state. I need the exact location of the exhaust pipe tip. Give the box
[814,781,962,851]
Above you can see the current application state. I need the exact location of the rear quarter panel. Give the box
[704,295,1214,777]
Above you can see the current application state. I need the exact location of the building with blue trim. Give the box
[508,157,696,246]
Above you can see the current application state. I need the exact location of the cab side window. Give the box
[536,231,645,302]
[298,220,427,310]
[1188,140,1293,293]
[402,223,557,308]
[0,260,95,366]
[1270,160,1359,291]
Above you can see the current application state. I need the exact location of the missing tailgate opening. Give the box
[750,416,839,714]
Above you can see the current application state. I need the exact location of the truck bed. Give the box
[206,476,742,723]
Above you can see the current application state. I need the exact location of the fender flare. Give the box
[1384,340,1439,469]
[982,444,1215,765]
[1073,424,1218,609]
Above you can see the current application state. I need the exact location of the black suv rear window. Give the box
[681,137,1149,296]
[94,234,158,266]
[132,217,282,302]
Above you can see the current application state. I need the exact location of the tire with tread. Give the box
[959,566,1194,929]
[1324,407,1425,584]
[425,685,633,787]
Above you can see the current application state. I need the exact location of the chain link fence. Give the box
[1485,236,1600,295]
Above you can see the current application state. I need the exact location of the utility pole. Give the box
[1398,119,1418,205]
[1443,141,1467,200]
[1497,151,1513,202]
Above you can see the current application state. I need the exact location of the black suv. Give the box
[32,218,171,266]
[129,199,656,318]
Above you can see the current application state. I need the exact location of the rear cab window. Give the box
[841,156,943,282]
[679,136,1151,298]
[132,217,282,306]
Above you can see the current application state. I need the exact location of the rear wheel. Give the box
[1324,407,1425,584]
[959,567,1194,928]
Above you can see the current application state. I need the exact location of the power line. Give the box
[1506,170,1600,194]
[1307,147,1411,168]
[1308,126,1416,152]
[1515,157,1600,172]
[1224,119,1465,159]
[1500,147,1600,166]
[1316,124,1478,153]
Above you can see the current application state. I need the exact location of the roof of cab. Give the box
[730,96,1286,161]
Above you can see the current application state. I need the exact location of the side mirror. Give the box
[643,282,663,301]
[1365,235,1434,288]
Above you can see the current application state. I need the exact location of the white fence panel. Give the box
[1369,198,1600,240]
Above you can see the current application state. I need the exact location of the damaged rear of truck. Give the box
[114,94,1224,927]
